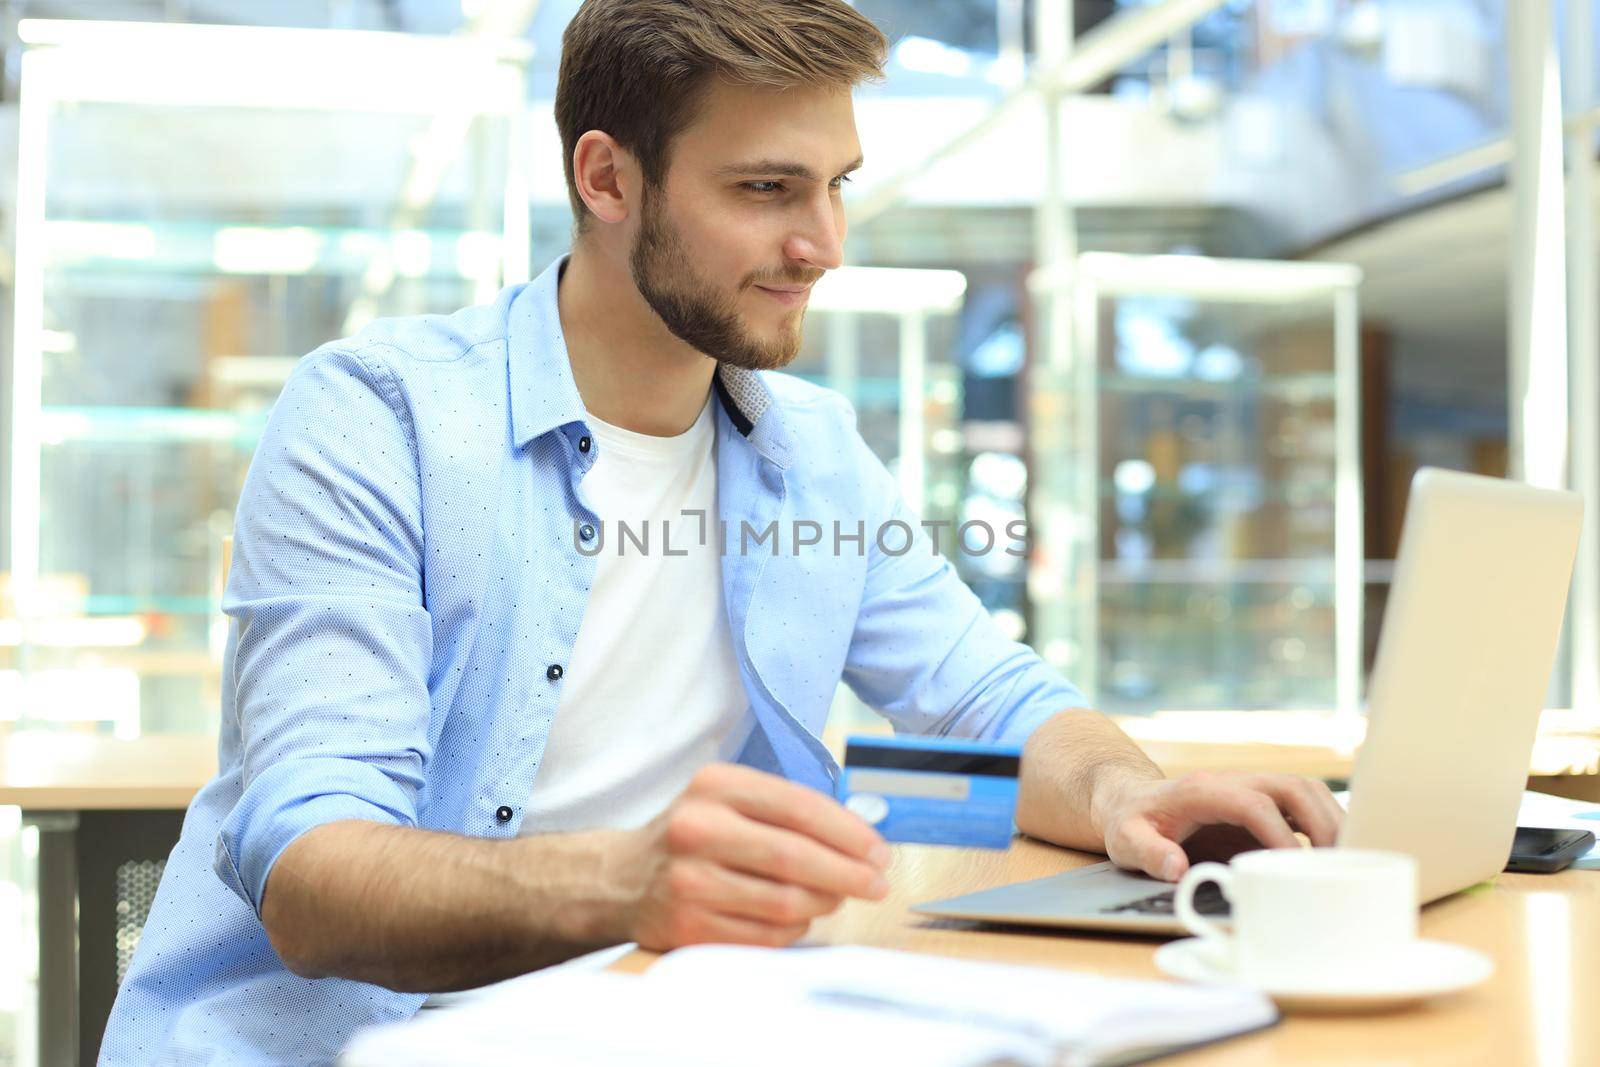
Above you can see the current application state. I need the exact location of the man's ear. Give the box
[572,130,636,227]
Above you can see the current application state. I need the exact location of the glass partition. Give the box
[1028,252,1362,714]
[4,21,530,738]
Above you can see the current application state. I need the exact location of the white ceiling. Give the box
[1310,184,1511,355]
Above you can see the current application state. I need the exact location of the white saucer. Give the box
[1154,937,1494,1013]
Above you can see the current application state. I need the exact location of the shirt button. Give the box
[546,663,564,681]
[495,805,513,823]
[577,435,592,454]
[579,523,595,541]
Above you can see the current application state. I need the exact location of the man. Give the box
[101,1,1342,1062]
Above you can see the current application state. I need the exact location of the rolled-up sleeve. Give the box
[838,402,1085,746]
[214,344,434,918]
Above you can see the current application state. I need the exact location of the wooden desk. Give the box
[0,731,218,810]
[7,726,1600,1064]
[616,837,1600,1065]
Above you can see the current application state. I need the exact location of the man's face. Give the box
[628,81,860,371]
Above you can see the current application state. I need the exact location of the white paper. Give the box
[647,944,1277,1065]
[342,942,1275,1067]
[341,969,1051,1067]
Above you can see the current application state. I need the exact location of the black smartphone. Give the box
[1505,826,1596,873]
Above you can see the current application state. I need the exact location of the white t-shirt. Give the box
[422,391,750,1010]
[517,390,753,834]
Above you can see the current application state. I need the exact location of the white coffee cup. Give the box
[1173,848,1419,987]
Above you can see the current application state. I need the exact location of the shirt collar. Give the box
[506,252,794,470]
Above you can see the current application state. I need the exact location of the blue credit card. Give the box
[836,735,1022,850]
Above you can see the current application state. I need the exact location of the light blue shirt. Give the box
[100,254,1084,1065]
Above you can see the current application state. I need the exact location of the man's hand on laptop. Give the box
[613,763,892,951]
[1097,771,1345,883]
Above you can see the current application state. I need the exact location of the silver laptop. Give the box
[915,468,1583,935]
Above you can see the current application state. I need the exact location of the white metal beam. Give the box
[1028,0,1098,695]
[1334,285,1364,716]
[849,0,1229,228]
[1036,0,1228,96]
[344,0,542,331]
[1507,0,1570,492]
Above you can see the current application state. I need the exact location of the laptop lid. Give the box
[1341,468,1583,903]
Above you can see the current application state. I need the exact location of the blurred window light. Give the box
[1043,639,1074,668]
[1114,307,1194,377]
[1176,462,1217,496]
[968,451,1028,501]
[44,220,156,261]
[39,329,76,354]
[1336,0,1384,53]
[1169,73,1222,121]
[1114,526,1153,563]
[213,226,323,275]
[18,20,524,115]
[1272,636,1308,663]
[930,483,962,511]
[1113,458,1158,496]
[456,231,503,280]
[0,669,141,738]
[985,53,1025,88]
[0,617,148,647]
[989,608,1026,641]
[968,322,1026,378]
[810,265,966,314]
[1193,343,1245,381]
[1112,76,1153,102]
[892,36,973,79]
[337,230,384,262]
[1383,2,1490,94]
[1073,253,1361,303]
[1266,0,1335,36]
[391,230,434,278]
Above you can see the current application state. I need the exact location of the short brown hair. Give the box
[555,0,887,234]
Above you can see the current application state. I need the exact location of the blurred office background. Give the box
[1,0,1598,1061]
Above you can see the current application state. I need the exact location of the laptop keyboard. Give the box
[1101,880,1232,918]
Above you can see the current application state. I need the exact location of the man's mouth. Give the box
[755,283,813,306]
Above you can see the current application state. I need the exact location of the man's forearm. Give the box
[1014,709,1164,851]
[261,819,641,993]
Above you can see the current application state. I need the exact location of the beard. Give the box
[628,186,815,372]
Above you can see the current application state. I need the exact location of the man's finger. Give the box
[689,801,892,901]
[1109,817,1189,882]
[690,764,890,869]
[1313,779,1347,838]
[639,904,811,952]
[691,911,812,950]
[1177,778,1301,850]
[684,859,844,925]
[1243,776,1341,847]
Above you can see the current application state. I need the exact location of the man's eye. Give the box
[745,181,783,194]
[831,174,854,189]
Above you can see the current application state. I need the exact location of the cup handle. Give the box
[1174,862,1234,945]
